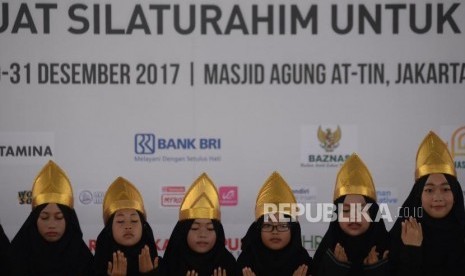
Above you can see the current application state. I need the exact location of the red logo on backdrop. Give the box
[219,186,238,206]
[161,186,185,207]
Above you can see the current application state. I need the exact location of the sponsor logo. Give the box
[317,125,341,152]
[161,186,185,207]
[302,234,323,252]
[134,133,222,163]
[18,190,32,205]
[376,188,398,204]
[78,190,104,205]
[292,186,317,203]
[0,132,55,164]
[440,126,465,171]
[301,125,356,168]
[451,126,465,170]
[451,126,465,158]
[219,186,238,206]
[135,134,156,154]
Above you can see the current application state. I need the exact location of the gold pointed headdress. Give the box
[103,177,146,224]
[179,173,220,221]
[334,153,377,201]
[255,171,297,220]
[415,131,456,180]
[32,160,74,209]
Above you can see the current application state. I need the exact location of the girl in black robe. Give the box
[160,219,237,276]
[94,211,159,276]
[9,203,94,276]
[237,215,312,275]
[389,173,465,276]
[310,196,389,276]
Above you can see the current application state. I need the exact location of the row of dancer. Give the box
[0,131,464,275]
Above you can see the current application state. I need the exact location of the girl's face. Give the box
[187,219,217,253]
[338,194,370,236]
[112,208,143,246]
[36,203,66,242]
[260,215,292,250]
[422,173,454,219]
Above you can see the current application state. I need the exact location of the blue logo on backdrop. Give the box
[133,133,222,163]
[135,134,156,154]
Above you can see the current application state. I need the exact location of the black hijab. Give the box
[9,203,94,276]
[0,224,10,275]
[389,174,465,275]
[310,196,389,276]
[160,219,237,276]
[237,215,312,276]
[94,211,158,276]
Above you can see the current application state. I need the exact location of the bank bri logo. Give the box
[135,134,156,154]
[135,133,221,154]
[134,133,222,164]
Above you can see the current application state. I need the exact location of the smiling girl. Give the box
[389,131,465,276]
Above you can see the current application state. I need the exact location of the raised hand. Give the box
[363,246,389,265]
[107,250,127,276]
[293,264,308,276]
[139,245,158,273]
[213,267,227,276]
[401,217,423,246]
[334,243,349,263]
[186,270,198,276]
[242,267,256,276]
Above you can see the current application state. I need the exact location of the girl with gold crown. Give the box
[237,171,312,276]
[310,153,389,276]
[9,160,94,275]
[159,173,237,276]
[94,177,159,275]
[389,131,465,276]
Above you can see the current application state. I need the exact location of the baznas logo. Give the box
[317,125,341,152]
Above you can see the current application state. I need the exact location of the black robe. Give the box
[237,216,313,275]
[160,219,237,276]
[310,197,389,276]
[1,224,10,275]
[94,212,159,276]
[9,203,94,276]
[389,174,465,276]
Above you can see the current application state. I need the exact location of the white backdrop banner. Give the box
[1,0,464,257]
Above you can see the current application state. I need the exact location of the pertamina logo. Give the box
[301,125,356,168]
[0,132,55,165]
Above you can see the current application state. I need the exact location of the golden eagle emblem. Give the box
[317,125,341,152]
